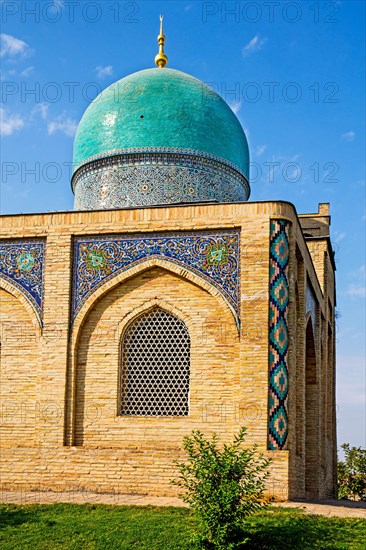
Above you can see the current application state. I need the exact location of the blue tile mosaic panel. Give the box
[72,151,249,210]
[72,230,240,324]
[268,220,290,451]
[0,239,46,324]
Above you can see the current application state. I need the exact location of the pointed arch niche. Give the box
[65,261,239,447]
[305,319,320,500]
[0,283,41,447]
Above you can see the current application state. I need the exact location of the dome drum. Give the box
[73,150,250,210]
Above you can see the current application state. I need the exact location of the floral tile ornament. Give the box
[86,249,109,272]
[72,230,240,325]
[206,244,229,266]
[0,239,46,325]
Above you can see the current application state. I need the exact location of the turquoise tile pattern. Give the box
[73,68,249,179]
[268,220,290,450]
[72,151,249,210]
[72,230,240,325]
[0,239,46,325]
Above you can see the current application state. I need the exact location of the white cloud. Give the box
[337,375,365,405]
[337,354,365,448]
[342,131,355,141]
[48,114,77,137]
[333,230,347,243]
[255,145,266,157]
[0,107,25,136]
[346,285,366,298]
[242,35,267,57]
[262,153,300,184]
[337,355,366,405]
[95,65,114,79]
[52,0,65,7]
[289,166,302,180]
[32,103,49,121]
[46,0,64,16]
[229,100,241,115]
[350,264,366,280]
[0,34,30,58]
[345,265,366,298]
[20,66,34,77]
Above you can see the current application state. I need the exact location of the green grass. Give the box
[0,503,365,549]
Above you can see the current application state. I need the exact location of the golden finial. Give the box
[154,15,168,68]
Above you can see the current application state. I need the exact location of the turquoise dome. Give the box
[73,68,249,178]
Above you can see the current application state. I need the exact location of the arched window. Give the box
[120,308,190,416]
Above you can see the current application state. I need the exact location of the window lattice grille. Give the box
[120,308,190,416]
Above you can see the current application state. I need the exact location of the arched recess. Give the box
[304,319,320,500]
[0,285,40,447]
[326,322,336,497]
[0,278,42,333]
[65,262,239,446]
[294,283,302,457]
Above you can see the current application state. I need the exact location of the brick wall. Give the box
[0,201,336,499]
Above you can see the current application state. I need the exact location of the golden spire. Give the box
[154,15,168,68]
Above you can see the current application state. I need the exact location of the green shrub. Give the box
[338,444,366,500]
[171,427,271,549]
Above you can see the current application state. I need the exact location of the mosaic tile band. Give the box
[0,239,46,325]
[72,230,240,324]
[72,151,250,210]
[72,146,250,179]
[268,220,290,450]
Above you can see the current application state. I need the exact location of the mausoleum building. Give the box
[0,25,337,500]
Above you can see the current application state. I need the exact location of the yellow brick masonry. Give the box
[0,201,336,499]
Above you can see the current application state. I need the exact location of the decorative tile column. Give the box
[268,220,290,450]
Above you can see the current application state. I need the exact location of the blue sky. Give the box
[1,0,365,449]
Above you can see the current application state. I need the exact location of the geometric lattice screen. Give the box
[120,308,190,416]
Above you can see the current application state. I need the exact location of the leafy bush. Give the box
[171,427,271,549]
[338,444,366,500]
